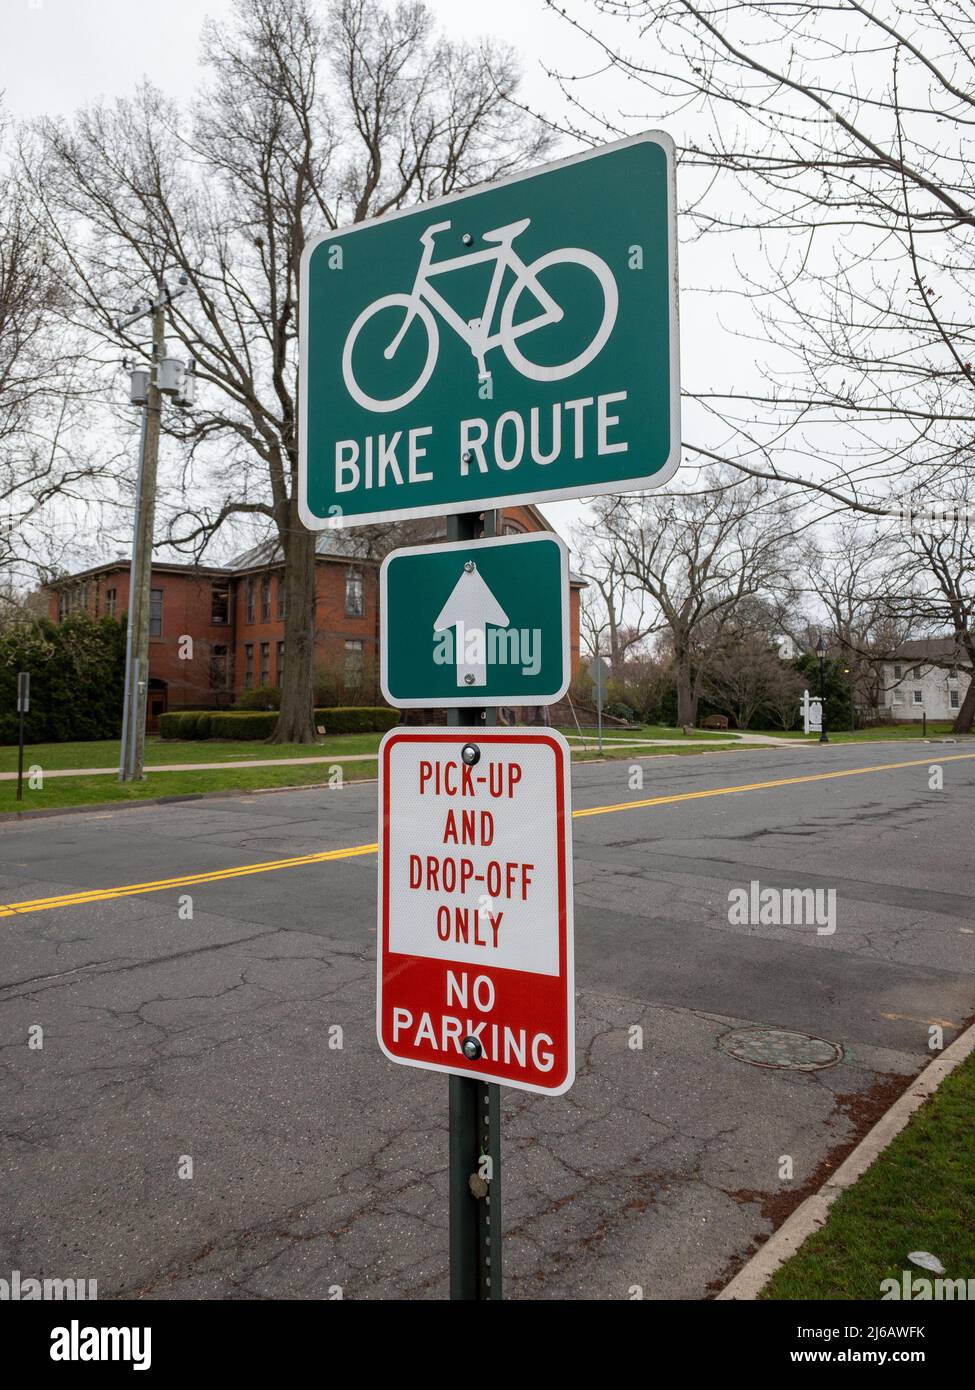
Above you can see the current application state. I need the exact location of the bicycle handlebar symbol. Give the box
[341,217,619,413]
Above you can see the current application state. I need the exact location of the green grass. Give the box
[0,729,756,815]
[0,733,385,773]
[761,1051,975,1300]
[0,759,381,814]
[557,723,728,741]
[759,722,960,743]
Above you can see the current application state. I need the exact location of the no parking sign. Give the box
[376,727,574,1094]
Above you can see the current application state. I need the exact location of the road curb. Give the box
[716,1017,975,1300]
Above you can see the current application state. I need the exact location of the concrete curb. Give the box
[716,1018,975,1300]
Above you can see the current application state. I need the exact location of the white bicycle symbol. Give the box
[341,216,619,413]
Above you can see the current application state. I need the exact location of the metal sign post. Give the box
[16,672,29,803]
[447,508,501,1301]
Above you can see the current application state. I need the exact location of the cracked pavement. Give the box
[1,741,973,1299]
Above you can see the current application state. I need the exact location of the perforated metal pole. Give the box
[446,507,502,1301]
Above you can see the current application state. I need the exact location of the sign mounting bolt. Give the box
[462,1035,483,1059]
[462,233,473,245]
[464,560,475,572]
[461,743,480,766]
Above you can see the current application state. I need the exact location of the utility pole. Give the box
[117,276,195,782]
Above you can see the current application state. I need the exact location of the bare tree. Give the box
[592,468,805,724]
[26,0,548,741]
[0,104,112,586]
[548,1,975,518]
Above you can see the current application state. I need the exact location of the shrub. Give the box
[313,706,400,735]
[203,711,279,739]
[0,613,126,745]
[236,686,281,711]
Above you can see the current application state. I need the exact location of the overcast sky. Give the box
[2,0,801,583]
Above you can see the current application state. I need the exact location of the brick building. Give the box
[46,506,583,728]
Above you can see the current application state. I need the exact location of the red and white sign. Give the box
[377,728,574,1095]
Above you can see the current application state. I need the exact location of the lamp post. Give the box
[116,275,196,782]
[815,634,829,744]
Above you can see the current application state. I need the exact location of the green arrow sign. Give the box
[299,132,679,529]
[380,533,570,708]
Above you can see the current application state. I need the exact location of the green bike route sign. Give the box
[299,131,679,528]
[380,533,570,709]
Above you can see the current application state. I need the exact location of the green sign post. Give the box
[299,131,679,528]
[380,532,569,708]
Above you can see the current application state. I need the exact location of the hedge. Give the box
[0,614,126,745]
[312,707,400,735]
[159,707,399,740]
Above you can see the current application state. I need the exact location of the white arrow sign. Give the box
[433,561,510,688]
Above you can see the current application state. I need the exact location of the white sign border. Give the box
[299,129,680,530]
[375,726,576,1096]
[379,531,571,709]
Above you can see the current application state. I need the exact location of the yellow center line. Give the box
[1,751,972,920]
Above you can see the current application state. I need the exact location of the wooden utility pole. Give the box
[118,276,191,782]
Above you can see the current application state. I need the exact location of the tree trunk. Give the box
[271,509,317,744]
[676,650,697,726]
[951,674,975,735]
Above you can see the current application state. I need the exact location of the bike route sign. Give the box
[299,132,679,528]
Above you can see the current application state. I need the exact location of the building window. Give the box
[277,576,286,618]
[105,587,117,618]
[345,639,363,689]
[277,640,285,683]
[261,574,271,622]
[503,520,526,535]
[948,666,958,683]
[913,690,923,705]
[950,689,960,709]
[260,642,270,686]
[149,589,163,638]
[244,644,254,689]
[891,689,903,705]
[210,643,228,690]
[345,568,364,618]
[246,577,255,624]
[911,666,923,679]
[211,580,229,625]
[893,664,903,680]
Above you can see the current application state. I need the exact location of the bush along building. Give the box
[44,506,583,731]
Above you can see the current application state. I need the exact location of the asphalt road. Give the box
[1,739,973,1300]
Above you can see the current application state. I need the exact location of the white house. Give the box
[881,638,970,720]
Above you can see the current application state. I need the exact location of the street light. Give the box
[815,634,829,744]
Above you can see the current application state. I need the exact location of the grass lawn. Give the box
[558,724,728,741]
[0,733,385,774]
[760,722,960,743]
[0,730,755,815]
[0,759,381,815]
[760,1051,975,1300]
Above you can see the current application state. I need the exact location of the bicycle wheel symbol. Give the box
[342,294,440,413]
[500,249,618,382]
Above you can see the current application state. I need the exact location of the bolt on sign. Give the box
[299,131,679,527]
[377,728,575,1094]
[380,532,570,708]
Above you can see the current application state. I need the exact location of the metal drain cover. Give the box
[718,1026,843,1071]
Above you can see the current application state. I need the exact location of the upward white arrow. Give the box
[433,561,510,689]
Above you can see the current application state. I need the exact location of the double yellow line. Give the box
[2,751,972,920]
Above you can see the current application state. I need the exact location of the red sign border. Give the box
[376,727,575,1095]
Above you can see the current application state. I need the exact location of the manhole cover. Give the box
[718,1027,843,1071]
